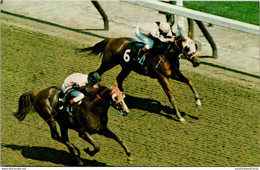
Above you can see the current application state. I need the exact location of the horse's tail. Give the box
[14,91,38,121]
[75,38,111,55]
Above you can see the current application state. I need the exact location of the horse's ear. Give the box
[180,33,186,42]
[188,31,192,39]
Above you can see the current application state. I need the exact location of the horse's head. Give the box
[175,35,200,67]
[109,86,129,116]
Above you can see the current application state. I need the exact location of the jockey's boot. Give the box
[138,47,148,65]
[64,99,75,125]
[67,99,82,117]
[68,99,75,115]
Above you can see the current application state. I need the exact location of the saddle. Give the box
[123,41,145,64]
[123,41,149,73]
[57,87,79,126]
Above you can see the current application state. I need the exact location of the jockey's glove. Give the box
[72,83,80,90]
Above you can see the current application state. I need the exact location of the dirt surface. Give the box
[1,1,259,167]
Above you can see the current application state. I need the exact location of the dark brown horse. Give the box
[14,84,132,165]
[76,35,201,123]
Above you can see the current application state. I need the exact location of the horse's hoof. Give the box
[179,118,186,123]
[127,156,133,164]
[120,111,128,116]
[196,100,202,109]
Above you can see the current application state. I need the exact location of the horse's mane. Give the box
[148,41,174,57]
[83,83,112,100]
[50,86,62,90]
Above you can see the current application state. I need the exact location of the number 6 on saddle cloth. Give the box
[123,42,146,65]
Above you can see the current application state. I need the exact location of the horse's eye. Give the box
[112,95,118,102]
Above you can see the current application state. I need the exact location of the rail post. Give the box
[195,20,218,59]
[187,18,194,39]
[91,1,109,30]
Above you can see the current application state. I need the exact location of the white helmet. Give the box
[159,22,171,33]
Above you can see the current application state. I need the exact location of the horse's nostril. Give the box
[193,61,200,67]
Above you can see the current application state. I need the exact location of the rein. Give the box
[96,94,102,100]
[95,87,108,101]
[174,39,180,50]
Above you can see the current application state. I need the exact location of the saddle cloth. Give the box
[123,41,146,64]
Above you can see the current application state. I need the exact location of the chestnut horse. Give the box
[76,35,201,123]
[14,84,132,165]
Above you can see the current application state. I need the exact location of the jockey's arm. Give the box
[78,85,90,93]
[151,29,174,43]
[150,31,166,42]
[164,36,175,42]
[154,35,170,43]
[79,84,99,94]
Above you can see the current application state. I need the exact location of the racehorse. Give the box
[76,35,201,123]
[14,84,132,165]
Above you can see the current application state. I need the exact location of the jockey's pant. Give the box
[135,26,154,50]
[62,84,84,103]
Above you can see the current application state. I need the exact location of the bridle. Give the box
[95,86,122,106]
[174,37,199,60]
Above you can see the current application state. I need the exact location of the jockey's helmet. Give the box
[159,22,171,33]
[88,71,101,85]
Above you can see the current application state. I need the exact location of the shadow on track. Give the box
[3,144,108,166]
[1,10,108,39]
[125,95,199,121]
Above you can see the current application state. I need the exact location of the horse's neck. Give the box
[81,87,110,117]
[89,86,111,105]
[150,42,181,61]
[151,42,169,54]
[98,87,110,101]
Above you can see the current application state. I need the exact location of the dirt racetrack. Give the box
[1,1,259,167]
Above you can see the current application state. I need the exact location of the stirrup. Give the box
[66,106,71,113]
[139,55,146,65]
[77,100,82,105]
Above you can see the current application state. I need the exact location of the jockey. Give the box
[60,71,101,113]
[135,21,174,64]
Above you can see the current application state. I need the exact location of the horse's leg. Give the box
[96,53,119,76]
[172,70,201,109]
[60,125,83,166]
[116,68,131,92]
[46,117,63,142]
[36,104,62,142]
[101,127,133,163]
[157,74,186,123]
[79,131,100,156]
[38,102,83,165]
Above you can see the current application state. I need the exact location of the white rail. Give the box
[121,0,260,35]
